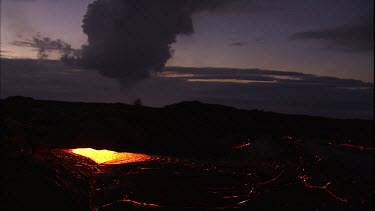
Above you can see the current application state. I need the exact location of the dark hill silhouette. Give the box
[2,96,373,158]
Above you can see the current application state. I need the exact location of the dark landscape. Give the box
[1,96,373,210]
[1,0,373,210]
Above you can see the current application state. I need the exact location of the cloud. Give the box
[289,15,374,52]
[164,66,308,77]
[0,50,11,55]
[79,0,255,87]
[0,50,12,58]
[229,41,248,47]
[0,50,18,59]
[161,66,373,89]
[11,36,79,59]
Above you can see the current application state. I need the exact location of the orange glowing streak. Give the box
[232,139,251,150]
[71,148,151,164]
[298,175,350,205]
[338,143,374,151]
[256,169,285,185]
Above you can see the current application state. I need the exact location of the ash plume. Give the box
[80,0,251,87]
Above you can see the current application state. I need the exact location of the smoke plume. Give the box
[80,0,247,86]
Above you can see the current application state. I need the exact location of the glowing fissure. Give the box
[256,169,285,185]
[97,199,162,210]
[71,148,151,164]
[338,143,374,151]
[232,139,251,150]
[298,175,350,205]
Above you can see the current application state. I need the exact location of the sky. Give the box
[0,0,374,119]
[1,0,373,81]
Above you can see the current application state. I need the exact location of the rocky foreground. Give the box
[1,96,373,210]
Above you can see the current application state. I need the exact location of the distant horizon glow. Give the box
[187,79,277,84]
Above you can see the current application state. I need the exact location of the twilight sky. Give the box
[1,0,373,81]
[0,0,374,119]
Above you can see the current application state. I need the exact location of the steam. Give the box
[80,0,247,87]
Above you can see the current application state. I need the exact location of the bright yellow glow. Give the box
[71,148,151,164]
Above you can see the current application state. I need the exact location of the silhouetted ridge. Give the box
[1,96,373,158]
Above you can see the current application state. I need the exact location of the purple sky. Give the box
[1,0,373,82]
[0,0,374,119]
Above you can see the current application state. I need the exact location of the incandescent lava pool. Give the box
[71,148,152,164]
[49,137,374,210]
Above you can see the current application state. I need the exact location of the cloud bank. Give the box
[289,15,374,52]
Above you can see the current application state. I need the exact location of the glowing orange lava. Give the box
[256,169,285,185]
[338,143,374,151]
[232,139,251,149]
[71,148,151,164]
[298,175,350,205]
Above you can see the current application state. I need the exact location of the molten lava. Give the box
[232,139,251,150]
[71,148,151,164]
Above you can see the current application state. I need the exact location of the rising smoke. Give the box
[79,0,249,87]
